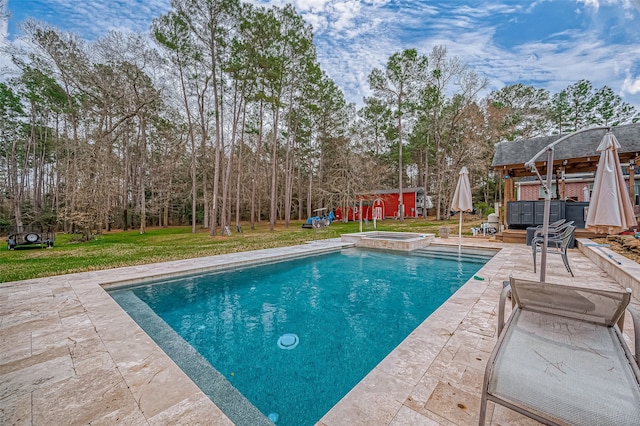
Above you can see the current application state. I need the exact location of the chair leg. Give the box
[532,247,537,273]
[562,251,574,277]
[479,392,488,425]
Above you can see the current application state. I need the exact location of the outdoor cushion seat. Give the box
[479,277,640,426]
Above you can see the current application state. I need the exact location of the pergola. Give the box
[491,123,640,229]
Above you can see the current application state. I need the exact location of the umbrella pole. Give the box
[540,148,554,282]
[523,127,611,282]
[458,212,463,251]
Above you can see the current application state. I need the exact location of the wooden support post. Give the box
[630,157,638,227]
[629,158,636,206]
[503,171,514,229]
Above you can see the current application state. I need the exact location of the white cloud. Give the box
[0,0,6,36]
[1,0,12,73]
[5,0,639,109]
[456,3,521,18]
[622,72,640,95]
[295,0,330,13]
[577,0,640,10]
[577,0,601,9]
[363,0,391,6]
[301,12,328,32]
[21,0,171,40]
[315,1,616,105]
[330,0,361,31]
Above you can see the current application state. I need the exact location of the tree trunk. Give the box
[164,175,172,227]
[297,165,303,220]
[138,115,147,234]
[251,101,264,230]
[235,99,248,230]
[397,92,404,222]
[307,163,313,219]
[269,105,281,231]
[221,89,243,233]
[209,29,223,237]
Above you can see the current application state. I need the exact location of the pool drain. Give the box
[268,412,279,423]
[277,333,299,350]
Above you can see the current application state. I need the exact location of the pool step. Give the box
[412,245,497,262]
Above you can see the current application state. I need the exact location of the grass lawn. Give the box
[0,216,484,283]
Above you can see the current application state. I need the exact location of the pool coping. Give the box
[1,237,637,425]
[109,289,273,426]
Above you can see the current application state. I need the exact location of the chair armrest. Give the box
[627,305,640,365]
[531,236,562,248]
[533,230,557,240]
[498,283,512,336]
[534,225,563,239]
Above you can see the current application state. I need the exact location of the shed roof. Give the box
[357,187,425,196]
[491,123,640,177]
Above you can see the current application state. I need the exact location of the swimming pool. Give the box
[109,247,489,425]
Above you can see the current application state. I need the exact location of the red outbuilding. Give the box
[335,188,431,221]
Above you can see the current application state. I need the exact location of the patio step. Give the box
[498,229,604,244]
[412,245,497,263]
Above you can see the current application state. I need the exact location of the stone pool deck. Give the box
[1,237,638,425]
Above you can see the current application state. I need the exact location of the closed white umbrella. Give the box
[451,167,473,250]
[525,126,610,282]
[586,132,635,235]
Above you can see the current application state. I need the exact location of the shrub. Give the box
[475,202,495,218]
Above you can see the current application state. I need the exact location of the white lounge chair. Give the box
[479,277,640,425]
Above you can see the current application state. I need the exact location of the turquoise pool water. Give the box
[110,248,487,425]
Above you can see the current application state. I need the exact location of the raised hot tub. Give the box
[341,231,435,251]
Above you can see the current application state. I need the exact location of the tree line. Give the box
[1,0,638,235]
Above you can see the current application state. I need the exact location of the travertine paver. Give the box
[1,237,638,425]
[319,238,639,426]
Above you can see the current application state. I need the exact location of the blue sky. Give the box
[2,0,640,108]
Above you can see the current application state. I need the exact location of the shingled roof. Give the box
[491,123,640,177]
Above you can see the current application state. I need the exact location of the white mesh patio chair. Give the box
[532,224,576,277]
[479,277,640,425]
[532,219,570,240]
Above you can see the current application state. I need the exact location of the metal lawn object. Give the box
[7,224,55,250]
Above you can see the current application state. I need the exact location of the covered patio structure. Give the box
[491,123,640,237]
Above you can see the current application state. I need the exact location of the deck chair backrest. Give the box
[536,218,565,231]
[537,221,574,241]
[559,224,575,247]
[533,219,566,238]
[549,220,574,237]
[510,277,631,326]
